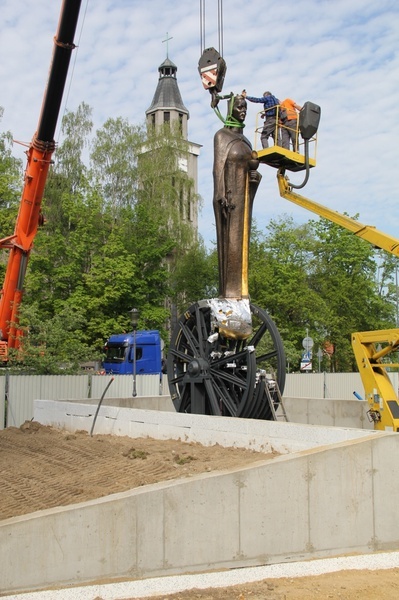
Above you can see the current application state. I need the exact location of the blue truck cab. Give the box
[102,330,162,375]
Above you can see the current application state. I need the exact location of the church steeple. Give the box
[144,51,201,239]
[144,50,202,334]
[145,56,189,138]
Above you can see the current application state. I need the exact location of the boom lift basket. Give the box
[254,102,319,172]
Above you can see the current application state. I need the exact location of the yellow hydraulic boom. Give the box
[277,173,399,256]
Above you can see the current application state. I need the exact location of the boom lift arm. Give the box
[277,174,399,256]
[0,0,82,360]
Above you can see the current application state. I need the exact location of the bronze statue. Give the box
[210,93,261,338]
[213,94,261,299]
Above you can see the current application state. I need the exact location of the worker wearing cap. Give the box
[242,89,280,148]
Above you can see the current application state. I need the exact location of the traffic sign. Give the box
[300,360,312,371]
[302,336,314,351]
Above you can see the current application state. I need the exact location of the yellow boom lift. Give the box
[255,103,399,432]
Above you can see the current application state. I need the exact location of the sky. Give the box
[1,0,399,250]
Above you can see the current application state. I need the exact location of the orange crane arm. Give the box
[0,0,82,355]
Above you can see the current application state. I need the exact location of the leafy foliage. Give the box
[169,238,218,315]
[90,116,142,211]
[249,216,396,372]
[9,303,93,374]
[0,112,23,281]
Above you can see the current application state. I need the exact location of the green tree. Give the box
[10,303,93,374]
[0,108,24,280]
[309,217,395,371]
[374,251,399,326]
[170,238,218,316]
[247,215,395,373]
[249,217,331,370]
[53,102,93,192]
[25,104,96,316]
[90,117,142,212]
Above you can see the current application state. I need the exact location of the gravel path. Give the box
[2,552,399,600]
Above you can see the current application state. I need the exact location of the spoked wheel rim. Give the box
[248,304,286,419]
[167,300,286,419]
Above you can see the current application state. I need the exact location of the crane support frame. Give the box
[352,330,399,432]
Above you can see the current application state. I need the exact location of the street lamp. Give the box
[129,308,140,397]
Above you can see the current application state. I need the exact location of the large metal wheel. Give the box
[167,300,286,420]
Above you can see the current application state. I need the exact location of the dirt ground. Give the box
[1,421,398,599]
[0,420,279,521]
[132,569,399,600]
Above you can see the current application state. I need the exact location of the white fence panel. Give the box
[389,372,399,395]
[284,373,364,400]
[7,376,42,427]
[90,374,164,399]
[284,372,398,400]
[325,373,363,399]
[284,373,325,399]
[7,375,89,428]
[35,375,90,399]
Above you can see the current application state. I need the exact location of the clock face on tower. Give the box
[178,157,188,172]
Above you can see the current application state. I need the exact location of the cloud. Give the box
[1,0,398,248]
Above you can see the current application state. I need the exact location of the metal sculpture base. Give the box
[167,300,286,420]
[207,297,252,339]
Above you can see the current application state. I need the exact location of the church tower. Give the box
[145,56,201,235]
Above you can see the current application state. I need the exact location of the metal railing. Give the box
[253,108,318,159]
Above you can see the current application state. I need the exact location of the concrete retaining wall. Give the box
[70,394,176,412]
[282,396,373,430]
[0,400,396,594]
[35,399,377,453]
[43,393,374,432]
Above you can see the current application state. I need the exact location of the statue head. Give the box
[227,94,247,125]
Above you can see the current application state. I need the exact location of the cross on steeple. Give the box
[162,32,173,58]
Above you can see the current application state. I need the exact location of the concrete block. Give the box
[307,399,335,426]
[164,473,241,570]
[278,397,309,424]
[308,440,374,552]
[0,494,138,591]
[240,454,310,560]
[282,397,373,430]
[371,435,399,547]
[136,488,167,573]
[34,400,380,455]
[67,396,176,412]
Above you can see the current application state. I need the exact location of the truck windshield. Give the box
[103,344,127,363]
